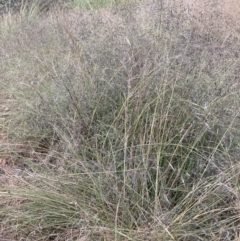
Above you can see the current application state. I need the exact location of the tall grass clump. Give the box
[0,0,240,240]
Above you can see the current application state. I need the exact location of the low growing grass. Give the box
[0,0,240,240]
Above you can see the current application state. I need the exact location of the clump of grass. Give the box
[1,0,240,240]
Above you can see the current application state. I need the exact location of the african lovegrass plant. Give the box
[1,0,240,240]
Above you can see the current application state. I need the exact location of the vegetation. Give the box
[0,0,240,240]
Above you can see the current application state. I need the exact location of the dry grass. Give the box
[174,0,240,38]
[0,0,240,240]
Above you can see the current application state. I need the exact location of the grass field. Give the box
[0,0,240,240]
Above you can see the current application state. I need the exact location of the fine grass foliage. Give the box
[0,0,240,240]
[72,0,142,9]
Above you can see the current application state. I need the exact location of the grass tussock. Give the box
[1,0,240,240]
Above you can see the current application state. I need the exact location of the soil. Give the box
[0,93,24,188]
